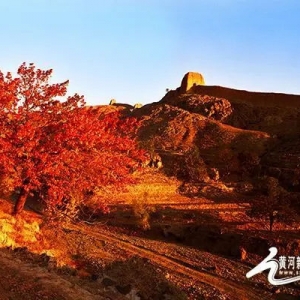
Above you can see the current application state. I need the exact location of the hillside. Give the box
[122,76,300,193]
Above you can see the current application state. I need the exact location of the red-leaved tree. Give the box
[0,63,145,215]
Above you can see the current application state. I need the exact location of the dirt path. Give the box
[67,223,272,300]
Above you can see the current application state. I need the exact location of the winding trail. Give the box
[67,223,271,300]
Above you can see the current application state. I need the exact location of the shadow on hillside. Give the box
[101,256,186,299]
[91,203,300,263]
[3,246,187,299]
[175,181,255,205]
[88,204,254,259]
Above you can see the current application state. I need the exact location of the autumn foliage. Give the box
[0,63,145,215]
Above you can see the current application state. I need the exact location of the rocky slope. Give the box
[124,75,300,191]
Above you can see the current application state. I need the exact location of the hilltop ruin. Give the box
[180,72,205,93]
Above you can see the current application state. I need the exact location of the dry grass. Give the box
[0,199,42,251]
[87,169,180,207]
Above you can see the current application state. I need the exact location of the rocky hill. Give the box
[122,72,300,191]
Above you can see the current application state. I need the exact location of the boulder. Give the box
[180,72,205,93]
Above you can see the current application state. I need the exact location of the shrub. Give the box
[132,191,156,230]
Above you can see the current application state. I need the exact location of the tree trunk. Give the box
[13,187,29,215]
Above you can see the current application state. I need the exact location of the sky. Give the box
[0,0,299,105]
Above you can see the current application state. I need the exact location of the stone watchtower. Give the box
[180,72,205,93]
